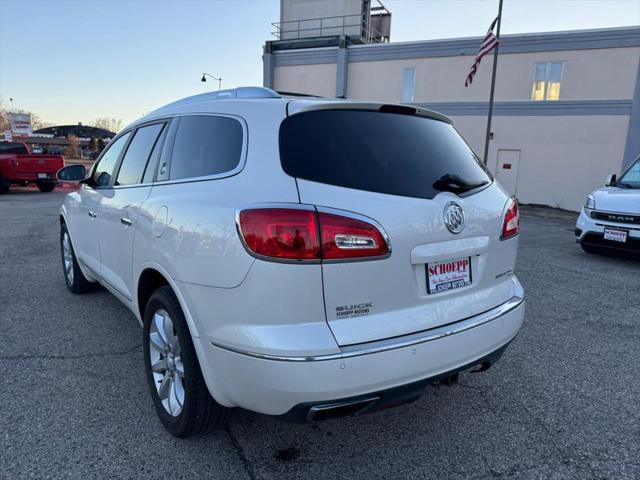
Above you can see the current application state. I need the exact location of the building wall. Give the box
[346,47,640,102]
[279,0,363,39]
[452,115,630,211]
[274,63,338,97]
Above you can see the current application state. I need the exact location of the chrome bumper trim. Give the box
[210,295,525,362]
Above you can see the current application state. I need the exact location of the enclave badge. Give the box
[444,202,465,234]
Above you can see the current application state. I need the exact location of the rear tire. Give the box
[143,286,229,437]
[60,223,99,294]
[37,181,56,192]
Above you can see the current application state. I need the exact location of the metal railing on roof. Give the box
[271,13,387,44]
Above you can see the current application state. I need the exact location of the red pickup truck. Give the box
[0,141,65,193]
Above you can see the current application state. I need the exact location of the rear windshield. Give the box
[279,109,492,199]
[0,142,29,155]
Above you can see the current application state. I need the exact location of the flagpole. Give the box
[482,0,503,166]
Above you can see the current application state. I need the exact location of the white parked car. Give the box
[576,155,640,255]
[57,87,525,437]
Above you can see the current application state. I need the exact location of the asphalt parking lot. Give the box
[1,188,638,480]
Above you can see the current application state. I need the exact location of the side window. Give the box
[116,123,164,186]
[142,122,169,183]
[169,115,243,181]
[92,132,131,187]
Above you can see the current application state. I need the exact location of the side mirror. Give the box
[57,164,86,182]
[605,174,616,187]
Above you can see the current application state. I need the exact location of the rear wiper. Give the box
[433,173,489,194]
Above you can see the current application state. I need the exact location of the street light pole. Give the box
[201,73,222,91]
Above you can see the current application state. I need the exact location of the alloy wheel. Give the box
[148,309,185,417]
[62,232,74,285]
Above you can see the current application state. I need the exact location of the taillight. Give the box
[238,208,389,262]
[501,198,520,240]
[238,209,320,260]
[318,212,388,259]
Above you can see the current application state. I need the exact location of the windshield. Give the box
[279,109,492,200]
[618,157,640,189]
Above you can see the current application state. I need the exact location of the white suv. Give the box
[57,87,525,437]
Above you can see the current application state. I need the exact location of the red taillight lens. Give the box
[318,212,388,259]
[238,208,389,261]
[501,198,520,239]
[238,209,321,260]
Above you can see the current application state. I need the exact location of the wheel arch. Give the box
[136,263,201,338]
[136,263,230,406]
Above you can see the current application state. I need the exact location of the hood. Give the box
[591,187,640,214]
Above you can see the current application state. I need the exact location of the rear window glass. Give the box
[169,115,243,181]
[279,109,492,200]
[0,142,29,154]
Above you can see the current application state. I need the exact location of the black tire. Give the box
[143,286,228,437]
[0,175,9,194]
[60,223,99,294]
[37,181,56,192]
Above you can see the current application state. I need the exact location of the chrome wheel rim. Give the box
[149,309,185,417]
[62,232,74,284]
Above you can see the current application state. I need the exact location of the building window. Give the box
[402,67,416,103]
[531,62,563,101]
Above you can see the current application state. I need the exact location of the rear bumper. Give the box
[199,296,525,416]
[8,172,57,182]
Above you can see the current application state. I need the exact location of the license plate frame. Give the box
[426,257,472,295]
[603,228,628,243]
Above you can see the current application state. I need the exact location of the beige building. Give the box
[264,2,640,212]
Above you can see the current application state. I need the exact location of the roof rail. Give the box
[158,87,281,111]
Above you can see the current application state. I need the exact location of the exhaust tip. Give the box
[307,397,379,422]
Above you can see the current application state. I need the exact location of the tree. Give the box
[0,98,12,131]
[65,135,80,158]
[92,117,123,134]
[31,113,52,131]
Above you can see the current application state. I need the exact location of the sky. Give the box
[1,0,639,127]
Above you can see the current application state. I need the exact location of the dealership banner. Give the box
[9,112,32,136]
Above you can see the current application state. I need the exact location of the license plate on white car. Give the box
[427,257,472,294]
[37,173,48,179]
[604,228,628,243]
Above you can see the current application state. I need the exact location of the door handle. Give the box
[120,217,133,226]
[88,210,97,218]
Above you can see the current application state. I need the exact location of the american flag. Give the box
[465,16,500,87]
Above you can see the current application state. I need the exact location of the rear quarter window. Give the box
[169,115,243,181]
[279,109,491,200]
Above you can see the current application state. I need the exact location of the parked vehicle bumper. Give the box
[8,172,58,183]
[198,294,525,416]
[575,208,640,253]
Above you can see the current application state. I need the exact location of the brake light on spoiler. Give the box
[238,208,389,262]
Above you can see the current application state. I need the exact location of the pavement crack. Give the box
[224,422,257,480]
[0,343,142,361]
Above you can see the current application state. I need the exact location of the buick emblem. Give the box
[444,202,465,234]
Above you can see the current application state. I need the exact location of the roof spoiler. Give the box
[287,100,452,124]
